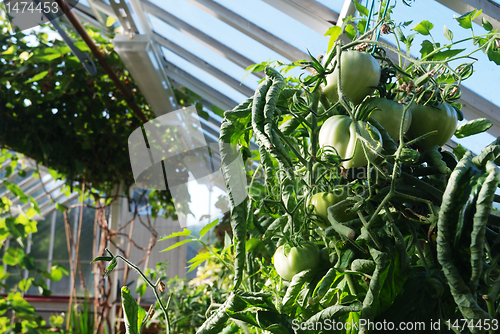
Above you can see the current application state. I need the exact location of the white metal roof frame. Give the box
[49,0,500,144]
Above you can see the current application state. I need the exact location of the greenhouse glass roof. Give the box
[4,0,500,221]
[66,0,500,139]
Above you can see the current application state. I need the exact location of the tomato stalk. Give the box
[102,252,173,334]
[333,43,355,120]
[308,91,320,188]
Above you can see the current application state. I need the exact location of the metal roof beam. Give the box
[141,0,264,78]
[87,0,117,20]
[163,60,238,111]
[72,7,108,32]
[183,0,310,62]
[260,0,337,35]
[87,0,112,28]
[39,192,80,220]
[436,0,500,31]
[155,34,254,97]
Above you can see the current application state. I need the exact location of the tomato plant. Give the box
[93,2,500,334]
[323,50,381,106]
[318,115,383,168]
[406,102,458,151]
[365,97,412,141]
[309,190,357,228]
[273,242,320,281]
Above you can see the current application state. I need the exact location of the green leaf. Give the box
[3,247,25,266]
[324,26,342,53]
[357,19,367,35]
[443,25,453,40]
[344,24,356,41]
[430,48,465,61]
[487,43,500,65]
[472,9,482,20]
[92,255,113,263]
[121,286,146,334]
[454,118,493,138]
[352,0,369,16]
[160,239,192,252]
[454,10,477,29]
[29,197,40,215]
[19,51,31,62]
[187,251,212,264]
[395,27,406,44]
[223,232,232,251]
[48,265,68,281]
[136,278,147,297]
[2,46,16,55]
[19,278,33,292]
[482,17,493,31]
[453,144,467,160]
[104,258,117,278]
[158,228,191,241]
[106,16,116,27]
[246,238,261,252]
[32,53,61,62]
[55,202,67,212]
[419,40,434,58]
[200,218,219,238]
[412,20,434,36]
[242,62,267,83]
[3,181,28,204]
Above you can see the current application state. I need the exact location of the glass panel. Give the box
[52,210,70,261]
[214,0,328,56]
[161,46,248,104]
[147,0,295,65]
[315,0,345,13]
[30,216,52,260]
[27,260,48,295]
[74,263,94,297]
[4,264,21,290]
[77,206,97,262]
[149,15,260,91]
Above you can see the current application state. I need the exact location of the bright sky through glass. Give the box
[149,15,260,91]
[214,0,329,57]
[160,46,249,104]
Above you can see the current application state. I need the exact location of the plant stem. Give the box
[274,126,309,167]
[114,254,171,334]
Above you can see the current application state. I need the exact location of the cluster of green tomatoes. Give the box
[273,49,460,281]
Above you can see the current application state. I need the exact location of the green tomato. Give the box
[309,190,357,228]
[365,97,412,141]
[273,242,319,281]
[323,50,381,105]
[406,102,458,151]
[319,115,383,169]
